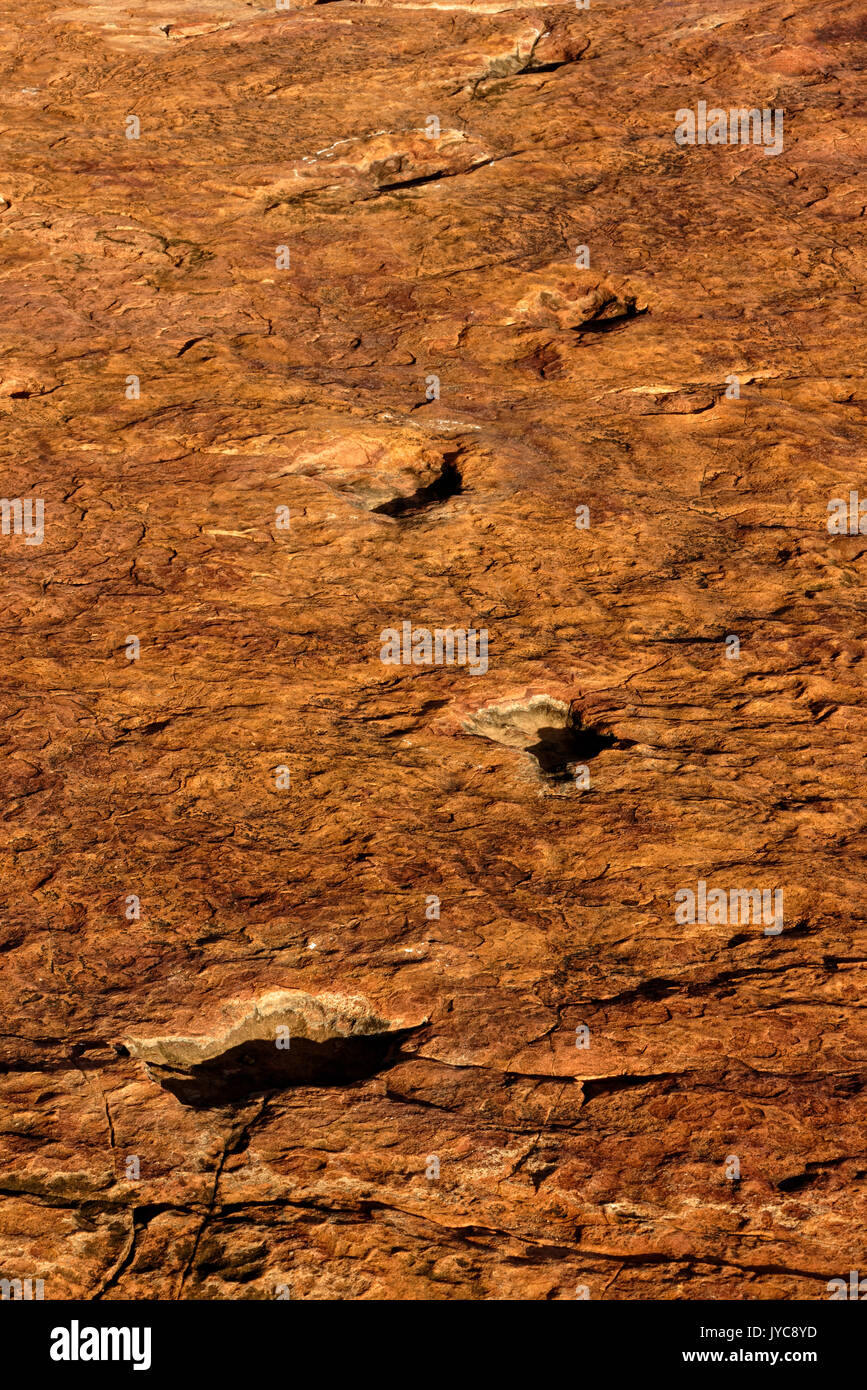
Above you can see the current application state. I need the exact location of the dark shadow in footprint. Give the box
[527,723,621,778]
[148,1029,421,1109]
[371,455,462,518]
[574,305,647,334]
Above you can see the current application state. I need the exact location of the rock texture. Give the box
[0,0,865,1299]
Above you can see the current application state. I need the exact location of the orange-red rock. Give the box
[0,0,865,1300]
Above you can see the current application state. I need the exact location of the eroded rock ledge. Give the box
[124,990,426,1105]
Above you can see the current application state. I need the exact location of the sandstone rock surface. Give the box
[0,0,865,1299]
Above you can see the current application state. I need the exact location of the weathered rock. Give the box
[0,0,865,1301]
